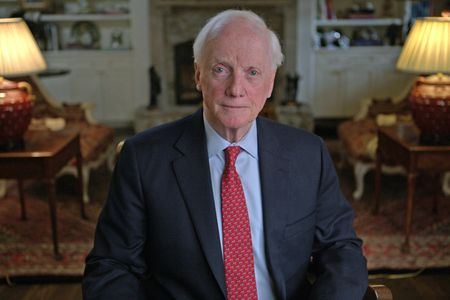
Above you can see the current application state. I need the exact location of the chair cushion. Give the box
[67,123,115,162]
[338,119,377,162]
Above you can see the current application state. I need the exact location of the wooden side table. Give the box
[374,123,450,252]
[0,129,86,259]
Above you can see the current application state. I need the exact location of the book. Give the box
[317,0,327,20]
[326,0,336,20]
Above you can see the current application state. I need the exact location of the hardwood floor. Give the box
[369,271,450,300]
[1,272,449,299]
[0,283,81,300]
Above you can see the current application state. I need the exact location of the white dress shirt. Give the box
[204,115,276,300]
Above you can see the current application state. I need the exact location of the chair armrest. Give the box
[353,97,374,121]
[62,102,98,124]
[78,102,98,124]
[364,284,393,300]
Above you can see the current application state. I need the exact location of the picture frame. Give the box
[18,0,52,11]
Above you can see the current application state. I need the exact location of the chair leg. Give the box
[18,179,27,220]
[337,141,348,169]
[82,167,90,203]
[0,180,6,198]
[353,162,373,200]
[443,172,450,196]
[58,164,91,203]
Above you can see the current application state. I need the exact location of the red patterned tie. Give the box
[221,146,258,300]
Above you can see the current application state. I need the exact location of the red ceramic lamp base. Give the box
[0,77,34,151]
[409,74,450,145]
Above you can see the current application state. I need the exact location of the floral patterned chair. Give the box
[338,99,411,199]
[338,82,450,200]
[338,82,411,200]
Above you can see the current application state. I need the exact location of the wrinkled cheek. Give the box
[254,99,267,115]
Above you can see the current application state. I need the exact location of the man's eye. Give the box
[249,69,259,76]
[213,66,225,73]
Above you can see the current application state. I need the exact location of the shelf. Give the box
[43,49,133,57]
[40,14,130,22]
[315,18,402,27]
[315,46,402,54]
[155,0,290,7]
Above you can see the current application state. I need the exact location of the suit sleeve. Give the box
[308,138,368,300]
[82,140,148,299]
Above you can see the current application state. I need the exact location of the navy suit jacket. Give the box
[83,110,368,299]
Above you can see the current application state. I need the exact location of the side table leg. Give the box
[432,173,439,214]
[18,179,27,220]
[76,149,87,220]
[373,147,382,214]
[402,172,417,253]
[47,178,62,260]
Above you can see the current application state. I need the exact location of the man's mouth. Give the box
[222,104,246,109]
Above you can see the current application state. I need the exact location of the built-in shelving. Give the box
[310,0,414,117]
[315,18,402,27]
[28,0,150,125]
[40,14,130,22]
[314,45,402,53]
[43,49,133,56]
[155,0,290,7]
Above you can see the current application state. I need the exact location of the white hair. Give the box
[193,9,284,68]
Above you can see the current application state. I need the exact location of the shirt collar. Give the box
[203,113,258,160]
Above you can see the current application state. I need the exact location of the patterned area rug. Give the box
[0,171,107,278]
[0,152,449,278]
[350,175,450,270]
[329,139,450,270]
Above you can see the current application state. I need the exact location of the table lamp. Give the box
[0,18,46,151]
[396,16,450,144]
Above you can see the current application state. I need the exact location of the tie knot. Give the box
[224,146,241,166]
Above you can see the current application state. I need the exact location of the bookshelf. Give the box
[313,0,410,49]
[0,0,150,125]
[309,0,416,117]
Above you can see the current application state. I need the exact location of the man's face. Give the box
[195,20,277,142]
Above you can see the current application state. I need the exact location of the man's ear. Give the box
[267,69,277,98]
[194,63,201,90]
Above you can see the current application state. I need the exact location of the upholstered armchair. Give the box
[338,82,411,200]
[338,81,450,200]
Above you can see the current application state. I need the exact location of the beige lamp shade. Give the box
[396,17,450,74]
[0,18,47,76]
[395,17,450,143]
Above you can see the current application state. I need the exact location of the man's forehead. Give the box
[208,52,270,68]
[203,33,271,66]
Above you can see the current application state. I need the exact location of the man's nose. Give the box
[226,72,245,98]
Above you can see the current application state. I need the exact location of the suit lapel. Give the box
[171,113,291,298]
[172,111,226,296]
[257,118,291,299]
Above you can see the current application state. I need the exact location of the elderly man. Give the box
[83,9,368,300]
